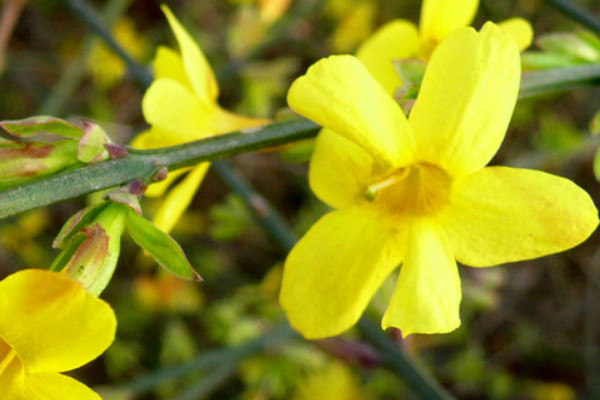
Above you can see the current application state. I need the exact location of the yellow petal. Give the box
[142,79,212,143]
[287,55,416,169]
[309,128,373,209]
[152,46,193,91]
[0,269,116,373]
[210,106,270,133]
[153,163,210,233]
[498,17,534,52]
[280,207,405,339]
[129,128,157,149]
[19,373,102,400]
[161,5,219,107]
[419,0,479,44]
[0,339,22,398]
[409,23,520,177]
[145,168,190,198]
[440,166,599,266]
[382,220,461,336]
[356,19,419,94]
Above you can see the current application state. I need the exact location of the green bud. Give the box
[77,121,112,163]
[0,140,80,190]
[52,202,127,296]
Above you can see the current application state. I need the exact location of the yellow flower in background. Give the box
[132,5,269,233]
[326,0,376,53]
[88,18,149,89]
[0,269,116,399]
[357,0,534,94]
[280,23,598,339]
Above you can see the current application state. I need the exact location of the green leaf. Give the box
[537,32,600,62]
[0,116,83,140]
[520,52,580,70]
[126,209,202,281]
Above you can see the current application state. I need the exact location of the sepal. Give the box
[0,116,83,140]
[77,121,113,163]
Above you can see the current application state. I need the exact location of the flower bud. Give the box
[52,202,127,296]
[0,140,79,189]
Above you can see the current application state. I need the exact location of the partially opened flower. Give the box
[132,5,269,233]
[356,0,534,94]
[0,269,116,399]
[280,23,598,339]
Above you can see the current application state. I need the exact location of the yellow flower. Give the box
[0,269,116,399]
[356,0,534,95]
[132,5,269,233]
[280,23,598,339]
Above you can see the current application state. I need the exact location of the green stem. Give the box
[0,119,319,220]
[172,362,237,400]
[100,322,297,397]
[543,0,600,36]
[40,0,133,115]
[211,161,298,252]
[65,0,152,87]
[358,318,455,400]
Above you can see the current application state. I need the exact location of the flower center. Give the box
[0,338,18,377]
[365,163,452,218]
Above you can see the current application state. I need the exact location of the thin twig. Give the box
[211,160,298,252]
[0,0,27,74]
[65,0,152,87]
[543,0,600,36]
[39,0,133,116]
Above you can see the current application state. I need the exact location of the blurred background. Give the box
[1,0,600,399]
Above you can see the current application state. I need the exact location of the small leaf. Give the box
[0,116,83,140]
[126,209,202,281]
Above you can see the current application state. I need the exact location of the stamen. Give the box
[364,168,408,201]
